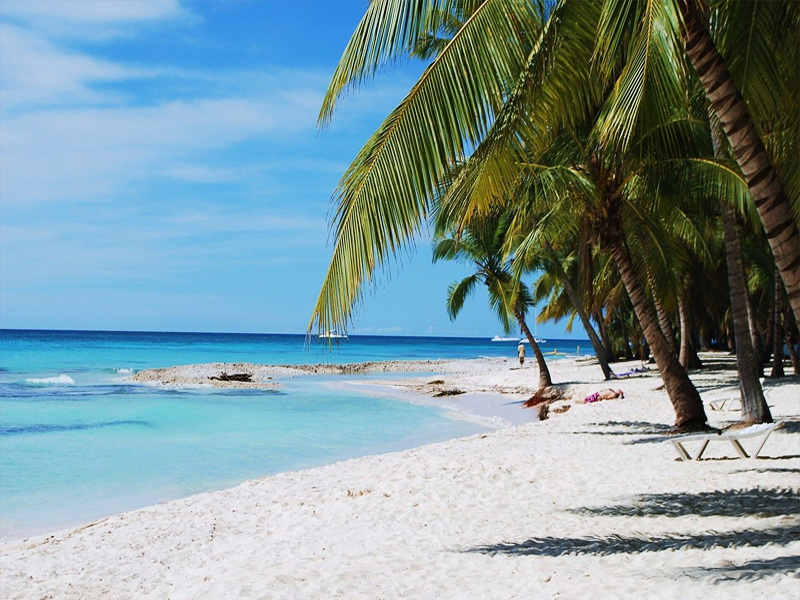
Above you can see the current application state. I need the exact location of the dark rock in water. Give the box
[209,372,252,382]
[433,389,465,397]
[428,379,445,385]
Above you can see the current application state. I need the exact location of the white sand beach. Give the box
[2,354,799,598]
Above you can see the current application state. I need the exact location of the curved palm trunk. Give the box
[654,295,679,355]
[607,236,708,430]
[721,201,772,423]
[543,243,615,380]
[516,311,552,389]
[680,0,800,327]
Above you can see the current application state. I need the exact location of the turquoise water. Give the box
[0,330,589,541]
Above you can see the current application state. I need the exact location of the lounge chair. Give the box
[706,378,768,412]
[665,422,782,461]
[707,394,740,412]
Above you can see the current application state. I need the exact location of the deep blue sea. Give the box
[0,329,588,541]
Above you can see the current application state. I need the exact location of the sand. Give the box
[2,353,799,598]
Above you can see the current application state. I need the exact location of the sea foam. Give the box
[26,374,76,385]
[116,368,134,375]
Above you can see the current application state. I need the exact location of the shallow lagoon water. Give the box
[0,330,588,540]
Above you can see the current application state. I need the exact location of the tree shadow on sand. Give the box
[560,420,679,444]
[569,487,800,518]
[685,554,800,582]
[462,524,800,558]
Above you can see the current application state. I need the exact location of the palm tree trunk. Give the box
[543,243,615,379]
[606,234,708,430]
[680,0,800,327]
[620,313,634,361]
[721,201,772,423]
[770,270,785,378]
[678,294,703,371]
[516,311,552,389]
[594,310,616,363]
[745,287,765,378]
[763,292,775,364]
[785,315,800,375]
[654,295,679,355]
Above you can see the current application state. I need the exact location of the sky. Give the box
[0,0,587,339]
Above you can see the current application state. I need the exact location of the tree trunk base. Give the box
[669,421,718,434]
[728,418,773,429]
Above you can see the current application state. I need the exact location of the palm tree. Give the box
[526,241,616,380]
[508,212,616,380]
[720,200,772,423]
[309,0,792,428]
[432,213,552,389]
[677,0,800,326]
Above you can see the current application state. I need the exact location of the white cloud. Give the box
[0,0,188,39]
[0,23,153,109]
[0,95,320,205]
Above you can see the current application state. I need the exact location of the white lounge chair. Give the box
[707,394,740,412]
[666,422,782,461]
[706,378,768,412]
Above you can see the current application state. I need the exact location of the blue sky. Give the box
[0,0,586,339]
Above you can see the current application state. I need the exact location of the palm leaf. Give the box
[446,274,479,319]
[310,0,539,333]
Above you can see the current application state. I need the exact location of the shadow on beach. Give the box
[684,554,800,582]
[462,487,800,579]
[569,487,800,518]
[461,524,800,558]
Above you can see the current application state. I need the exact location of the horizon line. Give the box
[0,327,591,342]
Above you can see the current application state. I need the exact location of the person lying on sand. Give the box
[584,389,624,403]
[614,366,649,378]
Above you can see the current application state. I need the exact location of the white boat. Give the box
[532,313,546,344]
[319,331,348,340]
[491,335,521,342]
[520,337,546,344]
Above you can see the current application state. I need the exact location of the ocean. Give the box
[0,329,589,541]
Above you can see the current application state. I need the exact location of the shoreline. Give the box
[4,353,799,598]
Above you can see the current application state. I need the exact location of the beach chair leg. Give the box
[694,439,710,461]
[671,441,692,461]
[753,430,774,458]
[730,439,749,459]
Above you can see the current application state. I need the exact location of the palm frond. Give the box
[439,0,602,226]
[310,0,539,334]
[446,274,479,319]
[594,0,689,156]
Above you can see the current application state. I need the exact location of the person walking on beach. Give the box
[517,341,525,368]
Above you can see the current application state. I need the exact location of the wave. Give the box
[116,368,134,375]
[1,420,153,436]
[25,374,75,385]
